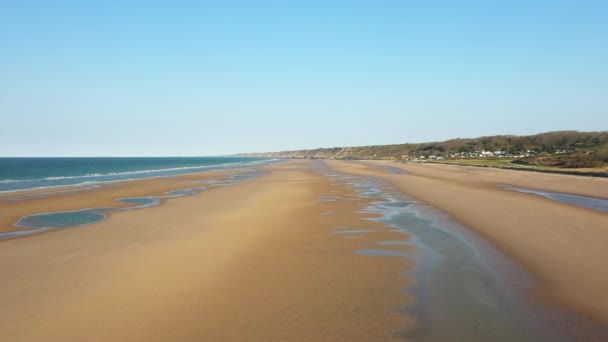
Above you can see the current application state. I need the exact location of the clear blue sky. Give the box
[1,1,607,156]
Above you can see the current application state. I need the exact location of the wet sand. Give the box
[3,159,606,340]
[0,161,412,341]
[0,170,246,235]
[326,160,608,330]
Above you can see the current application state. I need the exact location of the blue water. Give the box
[4,209,113,238]
[1,168,269,238]
[0,157,271,192]
[117,197,161,208]
[15,210,108,229]
[314,162,561,342]
[505,186,608,213]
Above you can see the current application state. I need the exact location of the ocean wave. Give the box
[45,174,103,180]
[0,179,22,184]
[0,182,97,194]
[1,185,101,197]
[51,161,263,179]
[0,159,276,191]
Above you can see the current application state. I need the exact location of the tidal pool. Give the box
[505,186,608,212]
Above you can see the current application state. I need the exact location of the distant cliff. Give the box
[238,131,608,168]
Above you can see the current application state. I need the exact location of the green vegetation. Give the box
[430,159,517,168]
[241,131,608,170]
[512,147,608,168]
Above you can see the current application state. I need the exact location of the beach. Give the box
[327,160,608,331]
[4,1,607,340]
[1,159,607,341]
[0,161,412,341]
[0,170,241,235]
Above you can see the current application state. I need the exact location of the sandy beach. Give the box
[2,159,607,341]
[0,169,244,235]
[4,1,606,339]
[326,160,608,329]
[0,161,412,341]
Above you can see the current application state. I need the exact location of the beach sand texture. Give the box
[0,161,412,341]
[1,159,607,341]
[0,170,244,235]
[326,160,608,327]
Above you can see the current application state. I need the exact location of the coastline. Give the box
[0,157,274,193]
[1,160,606,340]
[0,169,244,235]
[0,161,414,341]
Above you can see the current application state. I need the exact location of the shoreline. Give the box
[0,160,414,341]
[0,157,276,193]
[0,169,246,235]
[1,160,606,340]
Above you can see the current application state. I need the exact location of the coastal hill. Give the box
[240,131,608,169]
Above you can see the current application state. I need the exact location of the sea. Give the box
[0,157,273,193]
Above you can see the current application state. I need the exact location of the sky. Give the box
[1,1,607,156]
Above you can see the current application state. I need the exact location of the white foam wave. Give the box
[0,159,277,192]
